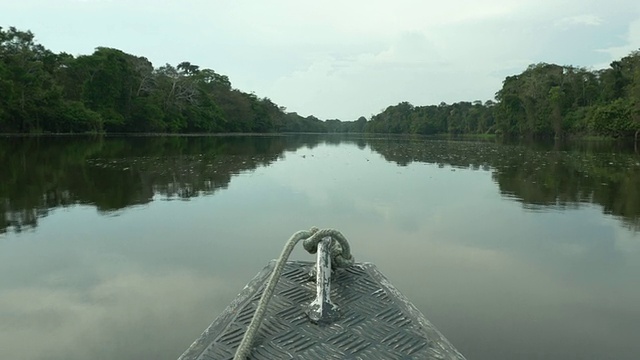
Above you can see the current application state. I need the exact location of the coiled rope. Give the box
[233,227,355,360]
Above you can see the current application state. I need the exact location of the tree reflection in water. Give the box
[1,135,638,233]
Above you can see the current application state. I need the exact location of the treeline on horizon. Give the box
[368,56,640,139]
[0,26,330,134]
[1,26,639,138]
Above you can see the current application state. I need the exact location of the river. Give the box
[1,134,639,360]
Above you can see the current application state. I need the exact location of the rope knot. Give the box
[302,228,354,268]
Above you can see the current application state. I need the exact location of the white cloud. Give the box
[598,16,640,64]
[213,0,522,42]
[556,14,604,27]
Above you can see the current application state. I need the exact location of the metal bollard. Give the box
[307,237,339,324]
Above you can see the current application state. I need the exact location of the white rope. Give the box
[233,227,354,360]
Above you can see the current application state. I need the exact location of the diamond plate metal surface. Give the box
[178,261,466,360]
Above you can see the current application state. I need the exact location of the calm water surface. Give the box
[1,135,639,360]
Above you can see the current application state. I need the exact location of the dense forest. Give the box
[1,26,639,138]
[365,56,640,139]
[0,26,334,134]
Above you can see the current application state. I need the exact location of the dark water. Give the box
[1,135,639,360]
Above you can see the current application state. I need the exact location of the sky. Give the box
[2,0,640,121]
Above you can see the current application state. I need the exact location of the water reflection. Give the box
[367,137,640,231]
[0,135,320,232]
[1,135,639,234]
[1,135,639,360]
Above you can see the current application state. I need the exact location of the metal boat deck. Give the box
[178,260,466,360]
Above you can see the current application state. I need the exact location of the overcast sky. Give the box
[3,0,640,120]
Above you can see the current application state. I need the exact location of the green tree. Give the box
[0,26,63,132]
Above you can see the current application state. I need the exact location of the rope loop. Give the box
[233,227,354,359]
[302,228,355,268]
